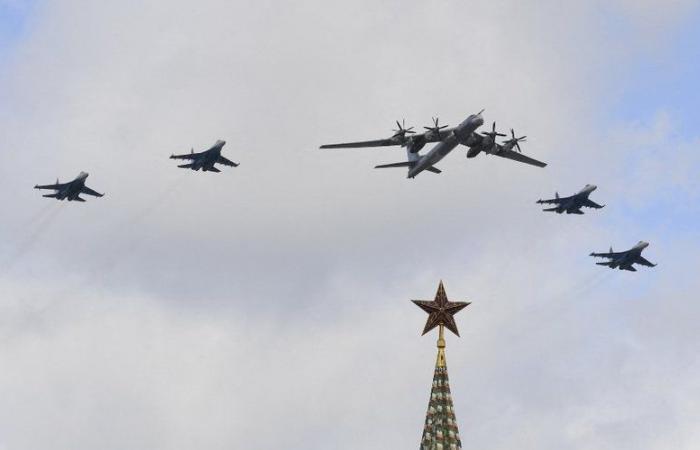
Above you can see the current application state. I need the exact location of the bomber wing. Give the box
[320,131,447,149]
[81,186,104,197]
[492,148,547,168]
[320,137,403,149]
[217,155,239,167]
[583,199,605,209]
[320,117,457,150]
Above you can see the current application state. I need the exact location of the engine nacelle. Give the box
[407,136,427,154]
[466,147,481,158]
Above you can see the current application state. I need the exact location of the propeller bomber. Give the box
[320,110,546,178]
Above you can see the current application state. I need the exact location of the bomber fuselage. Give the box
[407,113,484,178]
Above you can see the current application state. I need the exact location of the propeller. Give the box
[392,119,415,139]
[423,117,449,139]
[503,128,527,152]
[480,122,506,141]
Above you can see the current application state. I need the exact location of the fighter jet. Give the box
[590,241,656,271]
[536,184,604,214]
[34,172,104,202]
[319,111,546,178]
[170,140,239,172]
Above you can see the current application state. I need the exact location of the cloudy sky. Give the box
[1,0,699,448]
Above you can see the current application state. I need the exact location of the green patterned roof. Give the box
[419,362,462,450]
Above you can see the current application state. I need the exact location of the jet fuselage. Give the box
[607,241,650,270]
[56,172,89,200]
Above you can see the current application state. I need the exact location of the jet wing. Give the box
[217,155,239,167]
[493,149,547,168]
[583,199,605,209]
[34,182,67,190]
[320,138,400,149]
[81,186,104,197]
[170,151,202,160]
[536,197,566,205]
[635,256,656,267]
[590,251,625,259]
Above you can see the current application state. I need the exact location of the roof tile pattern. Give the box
[420,364,462,450]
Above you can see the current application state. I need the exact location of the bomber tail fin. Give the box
[374,148,422,171]
[374,161,415,169]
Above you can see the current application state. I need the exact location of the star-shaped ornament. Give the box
[412,281,470,336]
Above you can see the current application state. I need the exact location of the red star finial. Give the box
[412,281,470,336]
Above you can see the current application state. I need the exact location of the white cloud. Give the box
[0,0,698,449]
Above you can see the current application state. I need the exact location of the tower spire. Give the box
[412,281,469,450]
[436,324,446,368]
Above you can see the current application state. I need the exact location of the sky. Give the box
[0,1,699,449]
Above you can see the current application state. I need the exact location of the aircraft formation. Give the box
[32,110,656,271]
